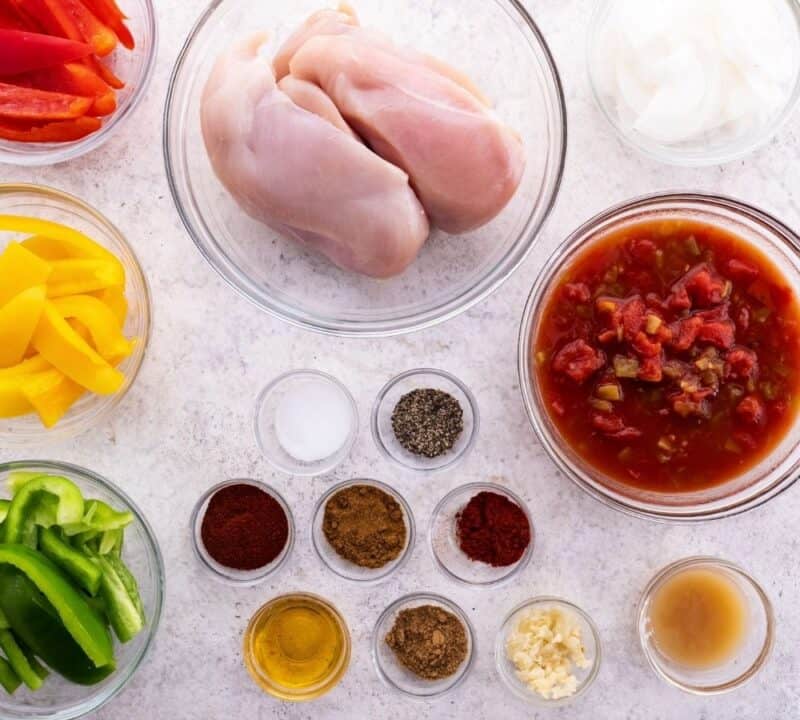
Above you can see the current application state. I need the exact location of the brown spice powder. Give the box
[322,484,407,569]
[385,605,468,680]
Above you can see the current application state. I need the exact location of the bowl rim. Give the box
[162,0,568,337]
[371,591,476,700]
[370,368,480,474]
[636,556,774,695]
[428,480,534,587]
[0,182,153,446]
[189,478,295,585]
[242,591,352,701]
[494,595,602,706]
[311,477,416,584]
[0,0,159,167]
[253,369,358,477]
[518,190,800,522]
[586,0,800,167]
[0,459,165,720]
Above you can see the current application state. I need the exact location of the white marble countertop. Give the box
[4,0,800,718]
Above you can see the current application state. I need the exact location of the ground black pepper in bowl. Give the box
[391,388,464,458]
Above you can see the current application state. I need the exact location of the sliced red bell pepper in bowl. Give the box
[0,29,91,75]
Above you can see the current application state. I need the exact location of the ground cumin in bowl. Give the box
[372,592,475,698]
[312,478,415,583]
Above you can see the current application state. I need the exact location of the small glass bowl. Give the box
[243,593,351,701]
[372,592,475,700]
[637,557,774,695]
[254,370,358,477]
[190,479,295,585]
[518,192,800,521]
[0,460,164,720]
[0,184,151,446]
[429,482,533,586]
[496,597,602,706]
[371,369,479,474]
[164,0,566,336]
[312,478,415,583]
[587,0,800,166]
[0,0,157,166]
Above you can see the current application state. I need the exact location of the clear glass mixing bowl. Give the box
[518,192,800,522]
[164,0,566,336]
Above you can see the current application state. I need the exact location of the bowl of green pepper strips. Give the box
[0,460,164,719]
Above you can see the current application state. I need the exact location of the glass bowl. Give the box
[0,460,164,720]
[311,478,415,583]
[518,192,800,522]
[243,592,351,701]
[254,370,358,477]
[0,0,157,166]
[0,184,151,447]
[372,592,475,699]
[429,482,533,586]
[587,0,800,166]
[637,557,773,694]
[190,479,295,585]
[371,369,479,474]
[495,597,601,706]
[164,0,566,336]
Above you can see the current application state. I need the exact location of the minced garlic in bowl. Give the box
[496,598,601,704]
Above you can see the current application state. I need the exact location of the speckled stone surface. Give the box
[3,0,800,718]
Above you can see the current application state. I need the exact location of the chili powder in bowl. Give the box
[191,479,294,584]
[429,482,533,587]
[520,193,800,521]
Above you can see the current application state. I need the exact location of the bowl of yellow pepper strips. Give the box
[0,183,150,444]
[0,460,164,719]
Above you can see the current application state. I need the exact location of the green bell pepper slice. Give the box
[0,629,44,690]
[0,655,20,695]
[39,527,102,596]
[6,471,42,495]
[92,553,145,643]
[0,546,112,669]
[62,500,133,537]
[0,499,9,523]
[3,476,84,546]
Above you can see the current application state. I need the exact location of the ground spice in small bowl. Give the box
[385,605,468,680]
[456,491,530,567]
[391,388,463,458]
[200,483,289,570]
[322,484,407,569]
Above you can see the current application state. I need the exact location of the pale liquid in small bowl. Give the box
[650,568,746,669]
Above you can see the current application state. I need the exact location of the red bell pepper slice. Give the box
[0,116,101,142]
[84,55,123,89]
[0,1,27,29]
[0,29,91,75]
[12,63,116,116]
[80,0,133,49]
[0,82,92,120]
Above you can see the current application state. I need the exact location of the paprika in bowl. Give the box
[519,193,800,521]
[190,479,294,585]
[429,482,533,587]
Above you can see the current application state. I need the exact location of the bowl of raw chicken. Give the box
[165,0,566,336]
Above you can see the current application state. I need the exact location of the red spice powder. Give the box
[200,484,289,570]
[456,491,530,567]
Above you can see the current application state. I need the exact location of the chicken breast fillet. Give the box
[201,33,429,279]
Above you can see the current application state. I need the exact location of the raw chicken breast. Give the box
[277,75,359,139]
[201,33,429,279]
[284,30,524,233]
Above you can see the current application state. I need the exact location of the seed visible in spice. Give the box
[322,484,407,568]
[391,388,464,458]
[385,605,468,680]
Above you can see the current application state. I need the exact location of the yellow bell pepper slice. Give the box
[0,355,51,378]
[31,302,124,396]
[20,369,86,429]
[21,235,71,261]
[0,285,46,368]
[90,286,128,327]
[0,375,36,418]
[52,295,132,361]
[46,259,125,298]
[0,216,123,272]
[0,243,51,307]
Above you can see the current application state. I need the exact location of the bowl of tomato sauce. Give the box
[519,193,800,521]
